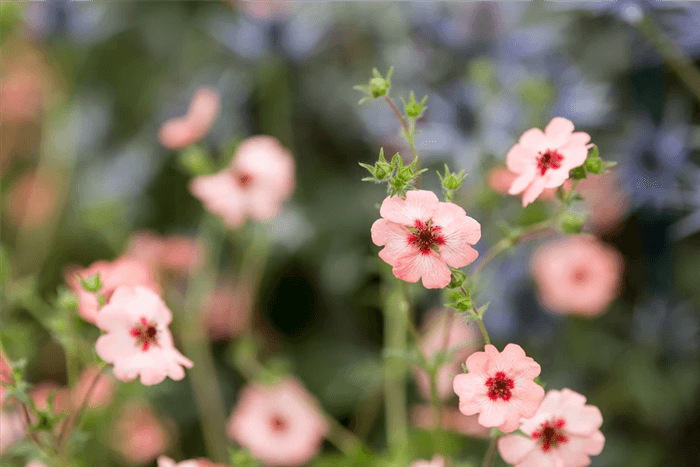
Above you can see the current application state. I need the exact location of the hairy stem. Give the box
[58,364,106,448]
[480,436,499,467]
[383,280,409,451]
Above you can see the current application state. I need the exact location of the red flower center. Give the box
[270,414,287,433]
[537,150,564,176]
[129,317,159,352]
[235,171,252,187]
[532,418,569,452]
[571,267,589,283]
[485,371,515,401]
[407,219,445,255]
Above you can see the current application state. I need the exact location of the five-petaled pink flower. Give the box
[158,87,220,150]
[506,117,593,207]
[65,257,161,324]
[453,344,544,433]
[498,388,605,467]
[189,135,295,230]
[371,190,481,289]
[227,377,328,466]
[94,286,193,386]
[531,235,624,317]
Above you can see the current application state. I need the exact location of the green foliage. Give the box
[559,211,588,234]
[178,145,216,176]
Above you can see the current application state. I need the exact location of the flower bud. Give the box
[560,212,587,234]
[79,273,103,293]
[569,166,587,180]
[401,91,428,118]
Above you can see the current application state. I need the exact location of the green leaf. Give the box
[569,165,587,180]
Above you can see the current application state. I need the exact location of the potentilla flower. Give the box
[413,309,479,401]
[498,388,605,467]
[113,402,170,465]
[65,257,161,324]
[126,230,205,278]
[158,87,220,150]
[531,235,624,317]
[487,166,571,201]
[94,286,193,386]
[189,135,295,229]
[226,377,328,466]
[453,344,544,433]
[506,117,592,207]
[371,190,481,289]
[410,456,445,467]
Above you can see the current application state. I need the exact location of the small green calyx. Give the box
[359,148,395,182]
[569,166,587,180]
[400,91,428,118]
[559,212,588,234]
[79,273,102,293]
[583,145,617,175]
[354,67,394,104]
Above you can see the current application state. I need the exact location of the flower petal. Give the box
[379,190,439,226]
[393,251,451,289]
[371,219,413,266]
[508,171,536,195]
[519,128,548,151]
[521,176,548,207]
[498,434,535,464]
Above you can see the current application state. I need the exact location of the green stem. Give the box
[57,363,106,448]
[172,215,230,463]
[469,301,491,346]
[383,279,409,451]
[480,436,499,467]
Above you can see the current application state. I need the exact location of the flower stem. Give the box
[173,214,230,464]
[469,302,491,347]
[384,95,408,132]
[383,279,409,451]
[480,436,499,467]
[57,363,106,448]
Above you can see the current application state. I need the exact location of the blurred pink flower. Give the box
[498,388,605,467]
[203,278,253,341]
[95,286,193,386]
[113,402,170,465]
[413,309,479,401]
[235,0,296,20]
[0,409,25,454]
[410,404,490,439]
[157,457,228,467]
[71,365,115,410]
[575,170,629,235]
[227,377,328,466]
[410,456,445,467]
[159,87,220,150]
[453,344,544,433]
[371,190,481,289]
[5,171,60,230]
[506,117,592,207]
[65,257,161,324]
[0,348,14,408]
[31,381,71,414]
[531,235,624,317]
[488,166,571,201]
[26,462,49,467]
[126,230,205,278]
[189,135,295,229]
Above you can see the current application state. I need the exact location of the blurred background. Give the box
[1,1,700,467]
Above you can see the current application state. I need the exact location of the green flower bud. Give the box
[560,212,587,234]
[569,166,587,180]
[585,157,602,174]
[79,273,102,293]
[400,91,428,118]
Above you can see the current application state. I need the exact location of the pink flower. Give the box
[157,456,227,467]
[202,278,253,341]
[487,166,571,201]
[410,405,490,439]
[158,87,220,150]
[65,257,161,324]
[94,286,193,386]
[413,309,479,401]
[113,402,170,465]
[227,377,328,466]
[189,135,295,229]
[0,348,14,408]
[71,365,115,410]
[5,171,60,230]
[506,117,592,207]
[575,170,629,235]
[371,190,481,289]
[498,388,605,467]
[126,230,204,278]
[411,456,445,467]
[453,344,544,433]
[26,462,49,467]
[0,409,25,454]
[531,235,624,317]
